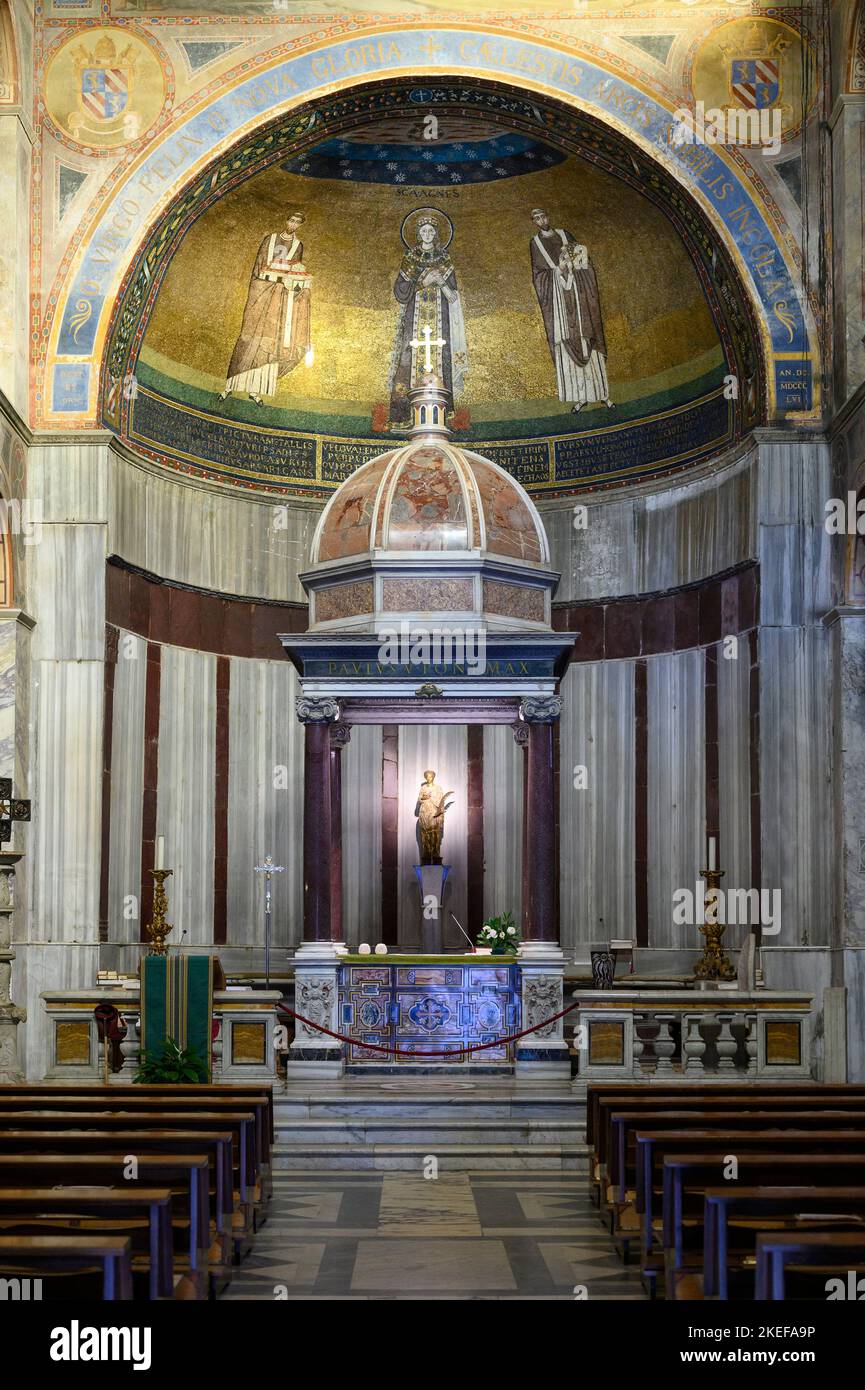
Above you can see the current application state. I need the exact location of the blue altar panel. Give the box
[340,962,519,1066]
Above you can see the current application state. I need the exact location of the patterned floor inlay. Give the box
[221,1173,647,1301]
[377,1175,482,1237]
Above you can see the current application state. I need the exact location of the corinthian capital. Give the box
[296,696,341,725]
[519,694,563,724]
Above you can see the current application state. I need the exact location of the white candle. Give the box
[707,835,717,871]
[155,836,165,870]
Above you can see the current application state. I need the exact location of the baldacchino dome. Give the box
[302,376,559,634]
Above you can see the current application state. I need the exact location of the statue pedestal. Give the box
[286,941,345,1078]
[415,864,450,953]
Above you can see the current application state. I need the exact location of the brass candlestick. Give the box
[694,865,735,981]
[145,868,173,956]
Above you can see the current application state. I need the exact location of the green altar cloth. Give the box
[141,955,214,1079]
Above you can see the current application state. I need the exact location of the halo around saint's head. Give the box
[400,206,454,252]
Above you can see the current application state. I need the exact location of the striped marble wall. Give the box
[109,445,317,604]
[89,434,835,973]
[156,646,217,946]
[540,444,756,604]
[554,643,758,957]
[21,440,111,1077]
[107,632,147,945]
[108,438,756,610]
[647,650,706,950]
[759,626,834,949]
[717,638,752,912]
[559,660,635,954]
[102,634,384,955]
[755,440,836,952]
[341,723,383,944]
[99,633,765,959]
[482,724,523,932]
[226,657,303,951]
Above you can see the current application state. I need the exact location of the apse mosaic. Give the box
[103,80,766,496]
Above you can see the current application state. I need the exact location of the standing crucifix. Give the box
[409,323,446,374]
[254,855,285,990]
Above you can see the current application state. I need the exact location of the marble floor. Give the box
[222,1172,647,1300]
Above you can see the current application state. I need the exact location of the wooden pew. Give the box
[703,1186,865,1299]
[585,1083,865,1150]
[0,1084,275,1191]
[755,1231,865,1300]
[0,1153,211,1294]
[2,1095,272,1213]
[608,1106,865,1209]
[643,1135,865,1295]
[0,1233,133,1299]
[599,1095,865,1198]
[584,1085,865,1302]
[587,1086,865,1206]
[0,1188,175,1300]
[0,1129,235,1275]
[0,1109,256,1247]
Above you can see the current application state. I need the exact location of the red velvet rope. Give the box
[278,1001,579,1058]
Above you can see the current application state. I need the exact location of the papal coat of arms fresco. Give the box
[44,26,167,150]
[692,16,816,145]
[729,57,781,113]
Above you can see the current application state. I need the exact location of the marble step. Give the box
[271,1141,590,1172]
[276,1094,582,1123]
[275,1118,584,1146]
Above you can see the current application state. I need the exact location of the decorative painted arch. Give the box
[101,76,771,496]
[45,24,818,434]
[847,0,865,92]
[0,1,18,105]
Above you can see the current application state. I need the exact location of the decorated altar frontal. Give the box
[339,955,519,1072]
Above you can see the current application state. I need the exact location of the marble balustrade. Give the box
[40,988,281,1082]
[573,989,814,1081]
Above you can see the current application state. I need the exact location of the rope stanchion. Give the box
[278,1000,580,1058]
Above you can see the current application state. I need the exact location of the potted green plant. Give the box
[135,1037,209,1083]
[477,911,519,955]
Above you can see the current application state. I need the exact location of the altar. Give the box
[340,955,519,1071]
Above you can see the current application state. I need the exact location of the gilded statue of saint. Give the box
[415,770,454,865]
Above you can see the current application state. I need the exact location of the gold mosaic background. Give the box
[143,150,722,425]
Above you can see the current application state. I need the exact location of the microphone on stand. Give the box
[450,913,476,954]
